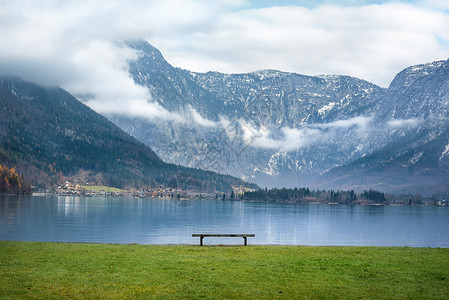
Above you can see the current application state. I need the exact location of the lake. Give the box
[1,195,448,247]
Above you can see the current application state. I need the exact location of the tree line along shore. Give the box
[240,187,447,206]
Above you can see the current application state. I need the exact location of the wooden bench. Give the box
[192,234,255,246]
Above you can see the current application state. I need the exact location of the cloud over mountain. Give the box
[1,0,448,122]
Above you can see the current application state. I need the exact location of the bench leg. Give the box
[243,237,247,246]
[200,236,204,246]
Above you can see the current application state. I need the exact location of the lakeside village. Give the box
[44,180,247,200]
[36,180,449,206]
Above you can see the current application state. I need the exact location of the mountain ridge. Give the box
[320,58,449,195]
[105,39,449,196]
[110,40,386,184]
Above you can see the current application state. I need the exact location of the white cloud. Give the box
[312,116,373,131]
[0,0,241,118]
[239,120,279,149]
[0,0,448,119]
[236,115,377,152]
[234,115,430,152]
[278,127,323,152]
[387,118,422,128]
[239,120,326,152]
[156,2,449,87]
[87,98,183,123]
[189,106,218,127]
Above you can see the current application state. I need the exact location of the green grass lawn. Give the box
[1,242,448,299]
[79,185,125,193]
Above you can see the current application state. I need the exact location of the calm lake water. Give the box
[1,195,448,247]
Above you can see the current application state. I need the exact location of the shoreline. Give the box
[1,240,447,249]
[22,193,449,207]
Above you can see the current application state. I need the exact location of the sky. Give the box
[1,0,448,120]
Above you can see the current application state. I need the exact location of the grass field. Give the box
[79,185,125,193]
[1,242,448,299]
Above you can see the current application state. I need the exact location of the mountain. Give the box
[111,39,386,186]
[0,77,252,192]
[319,60,449,195]
[103,39,449,196]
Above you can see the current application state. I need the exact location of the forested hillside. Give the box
[0,77,252,192]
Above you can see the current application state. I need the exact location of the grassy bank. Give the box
[1,242,448,299]
[79,185,125,193]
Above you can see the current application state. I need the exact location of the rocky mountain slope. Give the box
[320,60,449,195]
[111,40,385,184]
[106,39,449,196]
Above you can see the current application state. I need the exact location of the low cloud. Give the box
[312,116,373,131]
[88,100,220,127]
[0,0,241,121]
[387,118,422,128]
[189,106,219,128]
[87,98,183,123]
[234,115,429,152]
[277,127,323,152]
[235,116,378,152]
[239,120,278,149]
[238,119,352,152]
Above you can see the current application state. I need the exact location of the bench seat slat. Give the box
[192,234,255,237]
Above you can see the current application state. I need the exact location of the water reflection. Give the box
[0,195,448,247]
